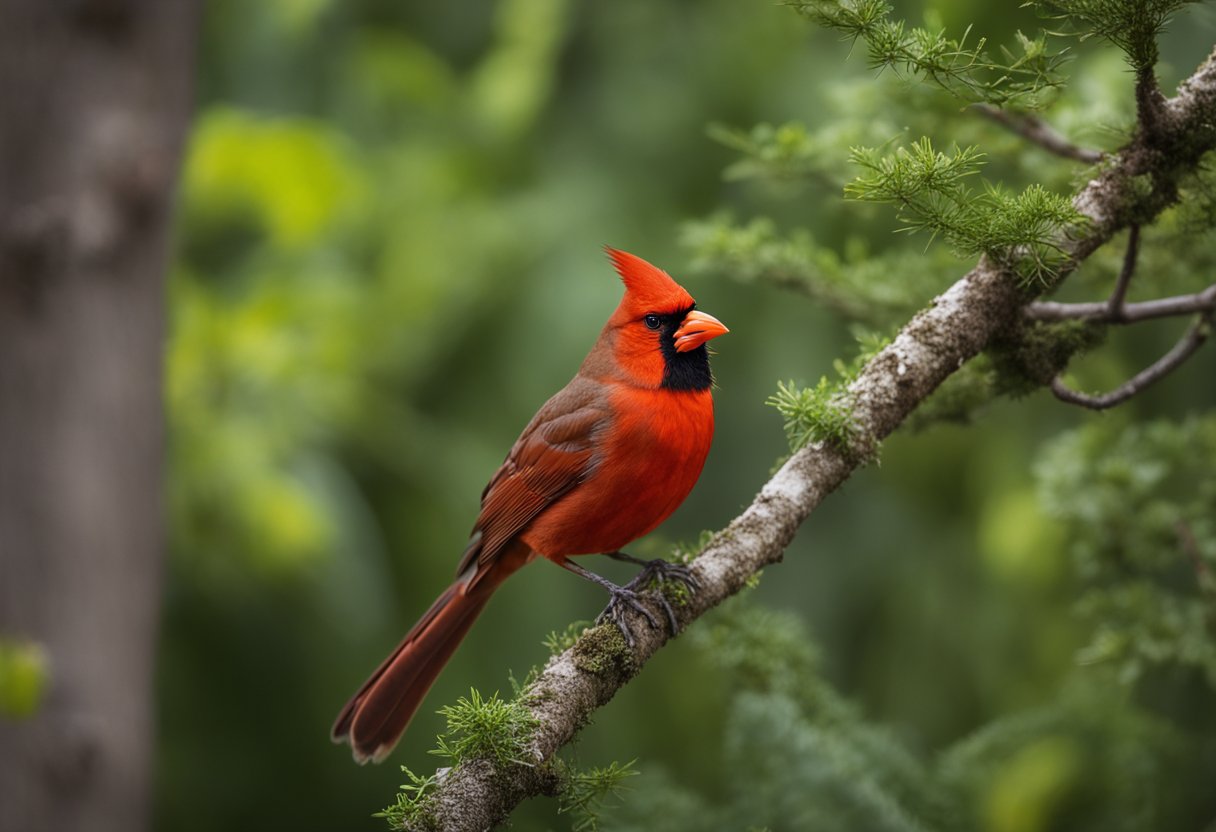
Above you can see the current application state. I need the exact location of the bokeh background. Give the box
[160,1,1216,829]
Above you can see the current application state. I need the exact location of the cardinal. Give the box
[332,247,728,763]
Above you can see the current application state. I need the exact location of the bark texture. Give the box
[406,44,1216,832]
[0,3,200,831]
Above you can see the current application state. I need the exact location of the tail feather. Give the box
[332,548,526,764]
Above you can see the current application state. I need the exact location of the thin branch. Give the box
[1050,309,1214,410]
[1175,519,1214,596]
[1026,283,1216,323]
[1107,224,1141,319]
[972,103,1105,163]
[404,44,1216,832]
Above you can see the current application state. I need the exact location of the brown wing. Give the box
[455,376,607,577]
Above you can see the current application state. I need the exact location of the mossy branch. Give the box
[386,44,1216,832]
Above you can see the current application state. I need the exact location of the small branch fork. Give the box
[979,79,1213,410]
[1048,310,1213,410]
[1025,225,1216,411]
[971,103,1105,164]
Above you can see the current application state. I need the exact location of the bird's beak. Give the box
[673,310,729,353]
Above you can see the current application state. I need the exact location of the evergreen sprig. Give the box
[377,689,541,829]
[846,138,1083,283]
[431,688,539,767]
[767,332,889,456]
[557,759,640,832]
[788,0,1068,108]
[377,689,540,829]
[376,767,440,831]
[1033,0,1201,70]
[768,378,860,453]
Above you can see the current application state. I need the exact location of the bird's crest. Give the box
[605,247,694,316]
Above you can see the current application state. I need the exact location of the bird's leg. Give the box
[606,550,701,593]
[554,557,658,648]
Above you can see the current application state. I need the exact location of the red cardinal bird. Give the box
[332,248,728,763]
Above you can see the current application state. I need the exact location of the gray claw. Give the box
[597,586,660,647]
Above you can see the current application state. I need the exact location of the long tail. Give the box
[332,547,526,764]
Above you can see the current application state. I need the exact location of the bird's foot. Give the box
[608,552,700,634]
[594,584,660,649]
[554,556,662,648]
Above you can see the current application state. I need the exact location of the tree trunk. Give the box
[0,3,199,831]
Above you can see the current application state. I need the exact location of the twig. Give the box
[1027,283,1216,323]
[1176,520,1214,595]
[1107,224,1140,320]
[972,103,1105,163]
[1036,228,1214,410]
[1050,309,1214,410]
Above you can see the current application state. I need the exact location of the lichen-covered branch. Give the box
[401,44,1216,832]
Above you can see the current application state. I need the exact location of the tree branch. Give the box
[1049,308,1214,410]
[971,103,1105,163]
[1026,282,1216,322]
[404,45,1216,832]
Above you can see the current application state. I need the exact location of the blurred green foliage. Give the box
[161,0,1216,829]
[1038,415,1216,688]
[603,598,1201,832]
[0,638,48,719]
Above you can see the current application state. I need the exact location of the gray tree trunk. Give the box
[0,3,200,831]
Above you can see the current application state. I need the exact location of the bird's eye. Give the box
[643,314,661,330]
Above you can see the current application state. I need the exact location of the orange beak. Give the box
[673,310,729,353]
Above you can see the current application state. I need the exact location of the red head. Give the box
[606,248,696,325]
[597,247,728,390]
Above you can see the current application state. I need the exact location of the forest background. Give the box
[4,0,1215,830]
